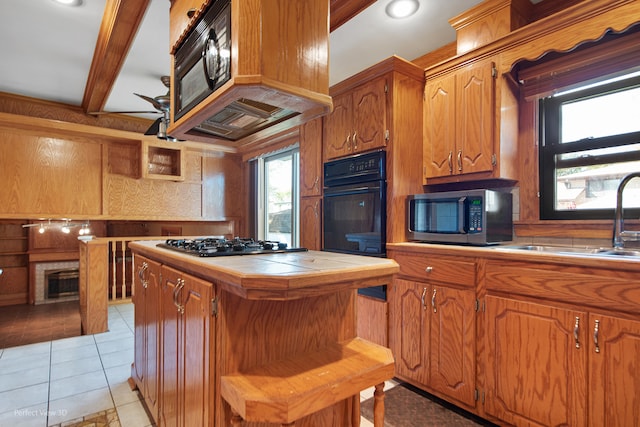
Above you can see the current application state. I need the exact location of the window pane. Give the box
[561,85,640,143]
[554,159,640,211]
[265,154,293,246]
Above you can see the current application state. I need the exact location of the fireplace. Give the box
[34,261,80,304]
[45,268,79,299]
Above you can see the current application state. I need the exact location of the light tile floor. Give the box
[0,302,389,427]
[0,303,152,427]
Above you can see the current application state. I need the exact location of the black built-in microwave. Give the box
[173,0,231,121]
[407,189,513,245]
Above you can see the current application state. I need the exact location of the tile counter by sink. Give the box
[129,240,399,300]
[128,240,399,426]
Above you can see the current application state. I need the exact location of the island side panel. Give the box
[216,287,359,426]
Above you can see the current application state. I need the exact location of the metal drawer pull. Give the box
[421,287,427,311]
[594,319,600,353]
[431,288,437,313]
[447,151,453,172]
[425,266,433,273]
[573,316,580,349]
[457,150,463,172]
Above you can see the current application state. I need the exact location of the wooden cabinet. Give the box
[300,197,321,250]
[389,278,430,385]
[484,258,640,427]
[589,313,640,427]
[424,58,495,180]
[388,248,477,408]
[324,76,388,160]
[160,265,214,427]
[0,220,28,306]
[169,0,206,51]
[484,295,587,426]
[300,117,323,250]
[132,255,161,423]
[142,141,185,181]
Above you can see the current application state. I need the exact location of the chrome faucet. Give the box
[613,172,640,248]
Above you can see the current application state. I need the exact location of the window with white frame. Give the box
[250,147,300,247]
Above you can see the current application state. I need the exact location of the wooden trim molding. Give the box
[82,0,151,114]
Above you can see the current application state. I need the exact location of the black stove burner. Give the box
[157,237,308,257]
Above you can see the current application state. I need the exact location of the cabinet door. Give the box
[169,0,205,50]
[300,118,323,197]
[323,92,352,160]
[589,313,640,427]
[430,285,475,407]
[424,74,456,178]
[180,273,212,427]
[485,296,587,427]
[351,77,387,153]
[160,268,181,427]
[133,256,161,422]
[300,196,322,250]
[389,278,429,386]
[456,60,495,175]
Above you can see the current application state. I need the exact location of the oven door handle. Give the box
[324,185,381,197]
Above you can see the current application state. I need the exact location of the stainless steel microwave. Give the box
[407,189,513,245]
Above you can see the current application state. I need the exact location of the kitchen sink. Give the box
[492,245,640,259]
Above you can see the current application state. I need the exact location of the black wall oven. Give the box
[323,150,387,300]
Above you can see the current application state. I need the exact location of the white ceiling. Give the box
[0,0,485,121]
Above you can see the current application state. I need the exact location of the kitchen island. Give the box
[129,240,398,426]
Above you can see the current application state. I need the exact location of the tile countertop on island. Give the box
[129,240,399,300]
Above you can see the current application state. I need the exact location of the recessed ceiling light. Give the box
[52,0,83,6]
[385,0,419,19]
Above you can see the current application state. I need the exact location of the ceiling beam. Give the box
[82,0,150,114]
[330,0,376,32]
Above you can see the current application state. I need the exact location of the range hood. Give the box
[168,0,333,148]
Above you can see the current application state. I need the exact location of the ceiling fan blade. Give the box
[134,93,167,112]
[88,110,160,115]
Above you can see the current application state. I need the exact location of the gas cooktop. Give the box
[157,237,308,257]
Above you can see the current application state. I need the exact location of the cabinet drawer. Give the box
[485,261,640,314]
[391,252,475,286]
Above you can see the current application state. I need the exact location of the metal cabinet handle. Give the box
[353,131,357,151]
[425,266,433,273]
[431,288,437,313]
[138,262,149,289]
[346,134,352,151]
[187,8,196,18]
[173,278,185,314]
[594,319,600,353]
[573,316,580,349]
[447,152,453,173]
[421,287,427,311]
[457,150,463,172]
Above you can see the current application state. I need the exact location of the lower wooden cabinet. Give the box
[589,313,640,427]
[388,253,477,409]
[132,255,161,423]
[484,259,640,427]
[160,265,214,427]
[484,296,587,426]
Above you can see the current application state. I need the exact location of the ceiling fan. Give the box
[90,75,180,141]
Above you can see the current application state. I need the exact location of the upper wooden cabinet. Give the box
[423,56,518,184]
[169,0,207,51]
[324,76,387,160]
